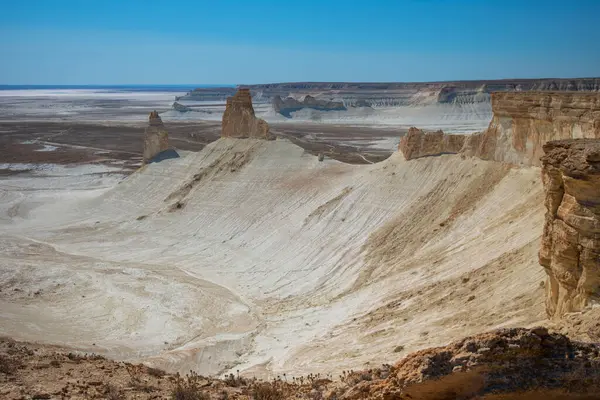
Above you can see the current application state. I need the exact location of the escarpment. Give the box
[463,92,600,166]
[273,95,346,117]
[401,92,600,166]
[539,139,600,318]
[143,111,171,163]
[399,127,466,160]
[221,89,273,139]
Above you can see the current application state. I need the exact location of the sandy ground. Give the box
[0,137,548,378]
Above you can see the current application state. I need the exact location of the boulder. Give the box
[221,89,273,139]
[539,139,600,318]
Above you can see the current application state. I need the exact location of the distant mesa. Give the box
[172,102,193,112]
[143,111,179,164]
[399,127,466,160]
[221,89,273,140]
[539,139,600,318]
[273,95,347,117]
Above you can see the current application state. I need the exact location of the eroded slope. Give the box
[0,137,546,378]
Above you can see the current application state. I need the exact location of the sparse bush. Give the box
[127,365,157,392]
[0,355,21,374]
[251,382,284,400]
[147,366,166,378]
[104,384,125,400]
[171,371,210,400]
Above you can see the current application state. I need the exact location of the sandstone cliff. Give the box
[399,127,466,160]
[221,89,273,139]
[143,111,170,163]
[462,92,600,166]
[539,139,600,318]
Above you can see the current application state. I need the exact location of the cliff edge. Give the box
[222,89,273,139]
[400,92,600,166]
[539,139,600,318]
[464,92,600,166]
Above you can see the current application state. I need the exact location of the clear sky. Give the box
[1,0,599,84]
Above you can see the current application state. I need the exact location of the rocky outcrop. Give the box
[172,102,193,112]
[273,95,346,117]
[462,92,600,166]
[340,327,600,399]
[221,89,273,139]
[143,111,170,163]
[539,139,600,318]
[399,127,466,160]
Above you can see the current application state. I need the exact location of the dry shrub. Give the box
[147,366,166,378]
[0,354,21,374]
[104,384,125,400]
[251,382,284,400]
[171,371,209,400]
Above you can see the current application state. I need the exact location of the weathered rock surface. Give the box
[399,127,466,160]
[462,92,600,166]
[539,139,600,318]
[345,327,600,399]
[273,95,346,117]
[172,101,193,112]
[143,111,170,163]
[221,89,273,139]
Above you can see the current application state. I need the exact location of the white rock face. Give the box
[0,139,546,378]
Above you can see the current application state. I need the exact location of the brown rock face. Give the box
[539,139,600,318]
[143,111,170,163]
[221,89,273,139]
[399,127,466,160]
[463,92,600,166]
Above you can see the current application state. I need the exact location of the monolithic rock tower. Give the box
[221,89,273,139]
[143,111,170,163]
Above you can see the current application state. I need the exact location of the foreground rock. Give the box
[463,92,600,166]
[273,95,346,117]
[2,329,599,399]
[539,139,600,318]
[399,127,466,160]
[222,89,273,139]
[142,111,171,163]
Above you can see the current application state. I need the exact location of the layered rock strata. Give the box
[399,127,466,160]
[273,95,346,117]
[221,89,273,139]
[462,92,600,166]
[539,139,600,318]
[143,111,170,163]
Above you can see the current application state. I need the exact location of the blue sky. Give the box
[1,0,599,84]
